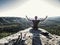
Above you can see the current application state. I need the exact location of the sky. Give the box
[0,0,60,18]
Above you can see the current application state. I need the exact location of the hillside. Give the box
[40,16,60,26]
[39,16,60,36]
[0,17,30,38]
[0,16,60,38]
[0,17,30,30]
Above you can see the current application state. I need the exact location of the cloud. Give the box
[45,0,60,7]
[0,0,28,10]
[0,0,16,7]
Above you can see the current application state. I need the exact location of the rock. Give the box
[0,27,60,45]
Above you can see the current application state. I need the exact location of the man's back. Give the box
[26,16,48,30]
[32,20,40,30]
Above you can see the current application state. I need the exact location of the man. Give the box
[26,16,47,30]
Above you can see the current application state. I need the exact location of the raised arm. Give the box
[26,16,31,21]
[44,16,48,20]
[40,16,48,21]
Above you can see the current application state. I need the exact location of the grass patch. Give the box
[40,26,60,36]
[0,31,16,39]
[0,32,11,39]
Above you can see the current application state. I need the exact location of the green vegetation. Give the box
[0,16,60,39]
[0,24,20,39]
[40,25,60,36]
[0,31,16,39]
[0,17,30,39]
[39,16,60,36]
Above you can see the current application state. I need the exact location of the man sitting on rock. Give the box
[26,16,48,30]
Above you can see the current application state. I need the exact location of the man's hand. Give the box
[26,16,27,18]
[26,16,28,19]
[39,16,48,21]
[26,16,31,21]
[46,16,48,18]
[44,16,48,20]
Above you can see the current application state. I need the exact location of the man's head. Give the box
[35,16,37,20]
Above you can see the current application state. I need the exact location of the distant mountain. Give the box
[40,16,60,26]
[1,16,60,32]
[0,17,29,24]
[0,17,30,32]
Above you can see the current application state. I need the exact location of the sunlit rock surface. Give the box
[0,28,60,45]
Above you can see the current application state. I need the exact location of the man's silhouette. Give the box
[26,16,47,30]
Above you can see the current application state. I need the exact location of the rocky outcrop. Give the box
[0,28,60,45]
